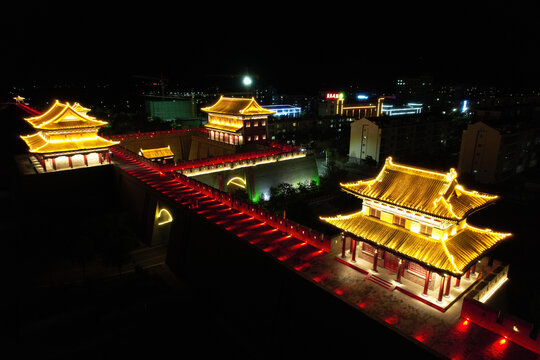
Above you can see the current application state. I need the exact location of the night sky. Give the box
[3,2,540,93]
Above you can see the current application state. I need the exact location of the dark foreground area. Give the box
[17,264,441,360]
[11,164,441,359]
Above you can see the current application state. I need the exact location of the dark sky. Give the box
[3,2,540,93]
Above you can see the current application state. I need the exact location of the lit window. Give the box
[392,215,406,227]
[420,224,432,236]
[246,122,251,127]
[262,120,266,126]
[255,135,259,141]
[247,136,251,141]
[254,121,258,127]
[369,208,381,219]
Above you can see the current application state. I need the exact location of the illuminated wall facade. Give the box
[191,155,319,203]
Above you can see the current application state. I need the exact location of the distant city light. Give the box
[357,94,369,100]
[243,76,253,86]
[461,100,469,113]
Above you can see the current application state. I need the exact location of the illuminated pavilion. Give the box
[320,157,511,302]
[20,100,119,171]
[201,96,274,145]
[139,145,174,164]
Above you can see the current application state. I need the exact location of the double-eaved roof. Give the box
[20,100,118,154]
[201,96,275,116]
[320,157,511,275]
[341,157,498,221]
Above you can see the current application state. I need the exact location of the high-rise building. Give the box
[458,121,540,183]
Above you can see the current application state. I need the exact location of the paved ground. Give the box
[105,151,540,359]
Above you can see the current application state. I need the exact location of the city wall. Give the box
[461,264,540,354]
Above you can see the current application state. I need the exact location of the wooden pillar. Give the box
[106,151,111,163]
[471,263,477,275]
[51,157,56,170]
[351,238,357,262]
[341,233,346,258]
[218,173,224,192]
[372,248,378,272]
[396,259,403,283]
[39,155,46,171]
[465,268,471,279]
[455,276,461,288]
[438,274,446,302]
[423,270,431,296]
[445,274,452,296]
[68,156,73,168]
[83,154,88,166]
[350,236,355,253]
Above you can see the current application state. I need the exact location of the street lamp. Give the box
[242,75,252,87]
[242,75,253,96]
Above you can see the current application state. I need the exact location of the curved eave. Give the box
[457,234,511,275]
[320,212,511,277]
[201,96,275,116]
[342,187,498,223]
[25,137,120,154]
[25,101,108,130]
[340,229,455,276]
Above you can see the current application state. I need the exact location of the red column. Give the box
[106,152,111,163]
[83,154,88,166]
[51,157,56,170]
[438,274,446,302]
[37,155,45,171]
[471,263,477,275]
[455,276,461,288]
[341,233,346,258]
[351,239,357,262]
[396,259,403,283]
[445,275,452,296]
[372,249,378,272]
[68,156,73,168]
[423,270,431,296]
[465,268,471,279]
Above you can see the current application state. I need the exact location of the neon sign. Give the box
[227,177,246,189]
[326,92,343,100]
[157,208,173,225]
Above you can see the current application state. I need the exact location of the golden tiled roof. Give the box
[24,100,108,130]
[320,211,511,275]
[341,157,498,220]
[204,122,243,133]
[20,132,118,154]
[140,146,174,159]
[201,96,275,116]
